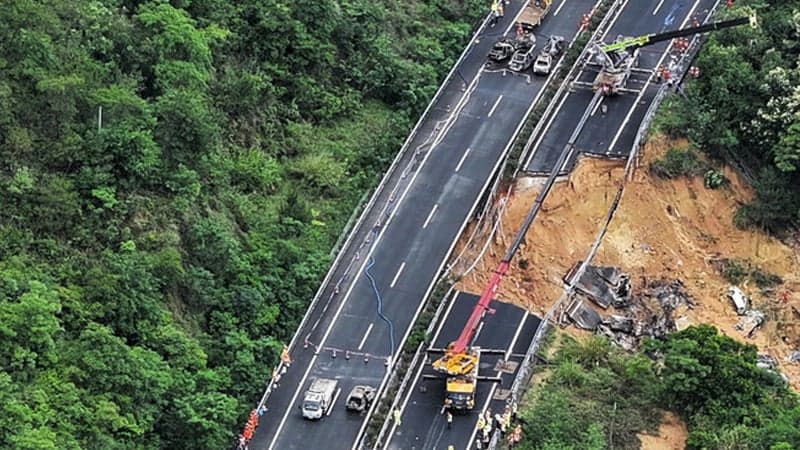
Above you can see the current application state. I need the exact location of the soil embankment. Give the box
[456,134,800,389]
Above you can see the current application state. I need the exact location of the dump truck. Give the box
[518,0,552,32]
[301,378,338,420]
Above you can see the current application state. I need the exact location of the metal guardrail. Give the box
[363,1,618,446]
[447,5,595,280]
[519,0,627,171]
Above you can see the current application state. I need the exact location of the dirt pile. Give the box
[456,157,624,315]
[455,134,800,389]
[638,411,688,450]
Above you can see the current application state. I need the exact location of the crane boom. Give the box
[450,185,544,355]
[600,16,754,53]
[432,13,758,413]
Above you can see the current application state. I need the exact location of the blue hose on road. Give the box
[364,256,396,356]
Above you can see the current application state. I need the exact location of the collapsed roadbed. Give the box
[456,136,800,389]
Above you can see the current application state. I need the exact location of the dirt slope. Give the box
[638,411,688,450]
[455,134,800,389]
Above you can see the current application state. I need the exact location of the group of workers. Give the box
[472,401,522,449]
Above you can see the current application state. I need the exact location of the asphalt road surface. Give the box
[248,1,598,449]
[524,0,719,174]
[381,292,540,450]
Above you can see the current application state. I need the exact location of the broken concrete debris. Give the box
[563,264,694,349]
[757,354,778,371]
[564,262,632,309]
[723,285,768,338]
[758,354,790,385]
[566,298,602,330]
[736,310,766,338]
[603,315,635,334]
[674,316,692,331]
[597,324,639,351]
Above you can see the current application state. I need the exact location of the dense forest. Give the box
[659,0,800,230]
[0,0,484,448]
[517,327,800,449]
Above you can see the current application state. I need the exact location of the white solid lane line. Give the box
[554,0,567,16]
[591,97,604,116]
[422,204,438,229]
[455,148,471,172]
[653,0,666,15]
[358,323,374,351]
[487,95,503,118]
[390,262,406,288]
[383,291,461,449]
[505,313,529,360]
[473,321,486,342]
[328,388,342,417]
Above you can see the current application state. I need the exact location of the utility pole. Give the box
[97,106,103,132]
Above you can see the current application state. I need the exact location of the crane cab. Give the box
[434,347,480,411]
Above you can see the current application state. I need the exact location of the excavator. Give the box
[577,14,756,95]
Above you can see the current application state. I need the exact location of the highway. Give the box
[524,0,718,174]
[247,1,599,449]
[373,1,726,449]
[381,292,540,450]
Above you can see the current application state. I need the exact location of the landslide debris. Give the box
[454,134,800,389]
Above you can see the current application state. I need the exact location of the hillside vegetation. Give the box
[657,0,800,230]
[518,327,800,449]
[0,0,483,448]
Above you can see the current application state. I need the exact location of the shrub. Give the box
[703,169,727,189]
[718,258,749,284]
[716,258,783,289]
[649,148,709,179]
[751,268,783,288]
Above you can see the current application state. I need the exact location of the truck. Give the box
[488,0,552,71]
[440,348,480,410]
[533,35,565,75]
[301,378,339,420]
[518,0,552,32]
[591,35,640,95]
[582,16,754,95]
